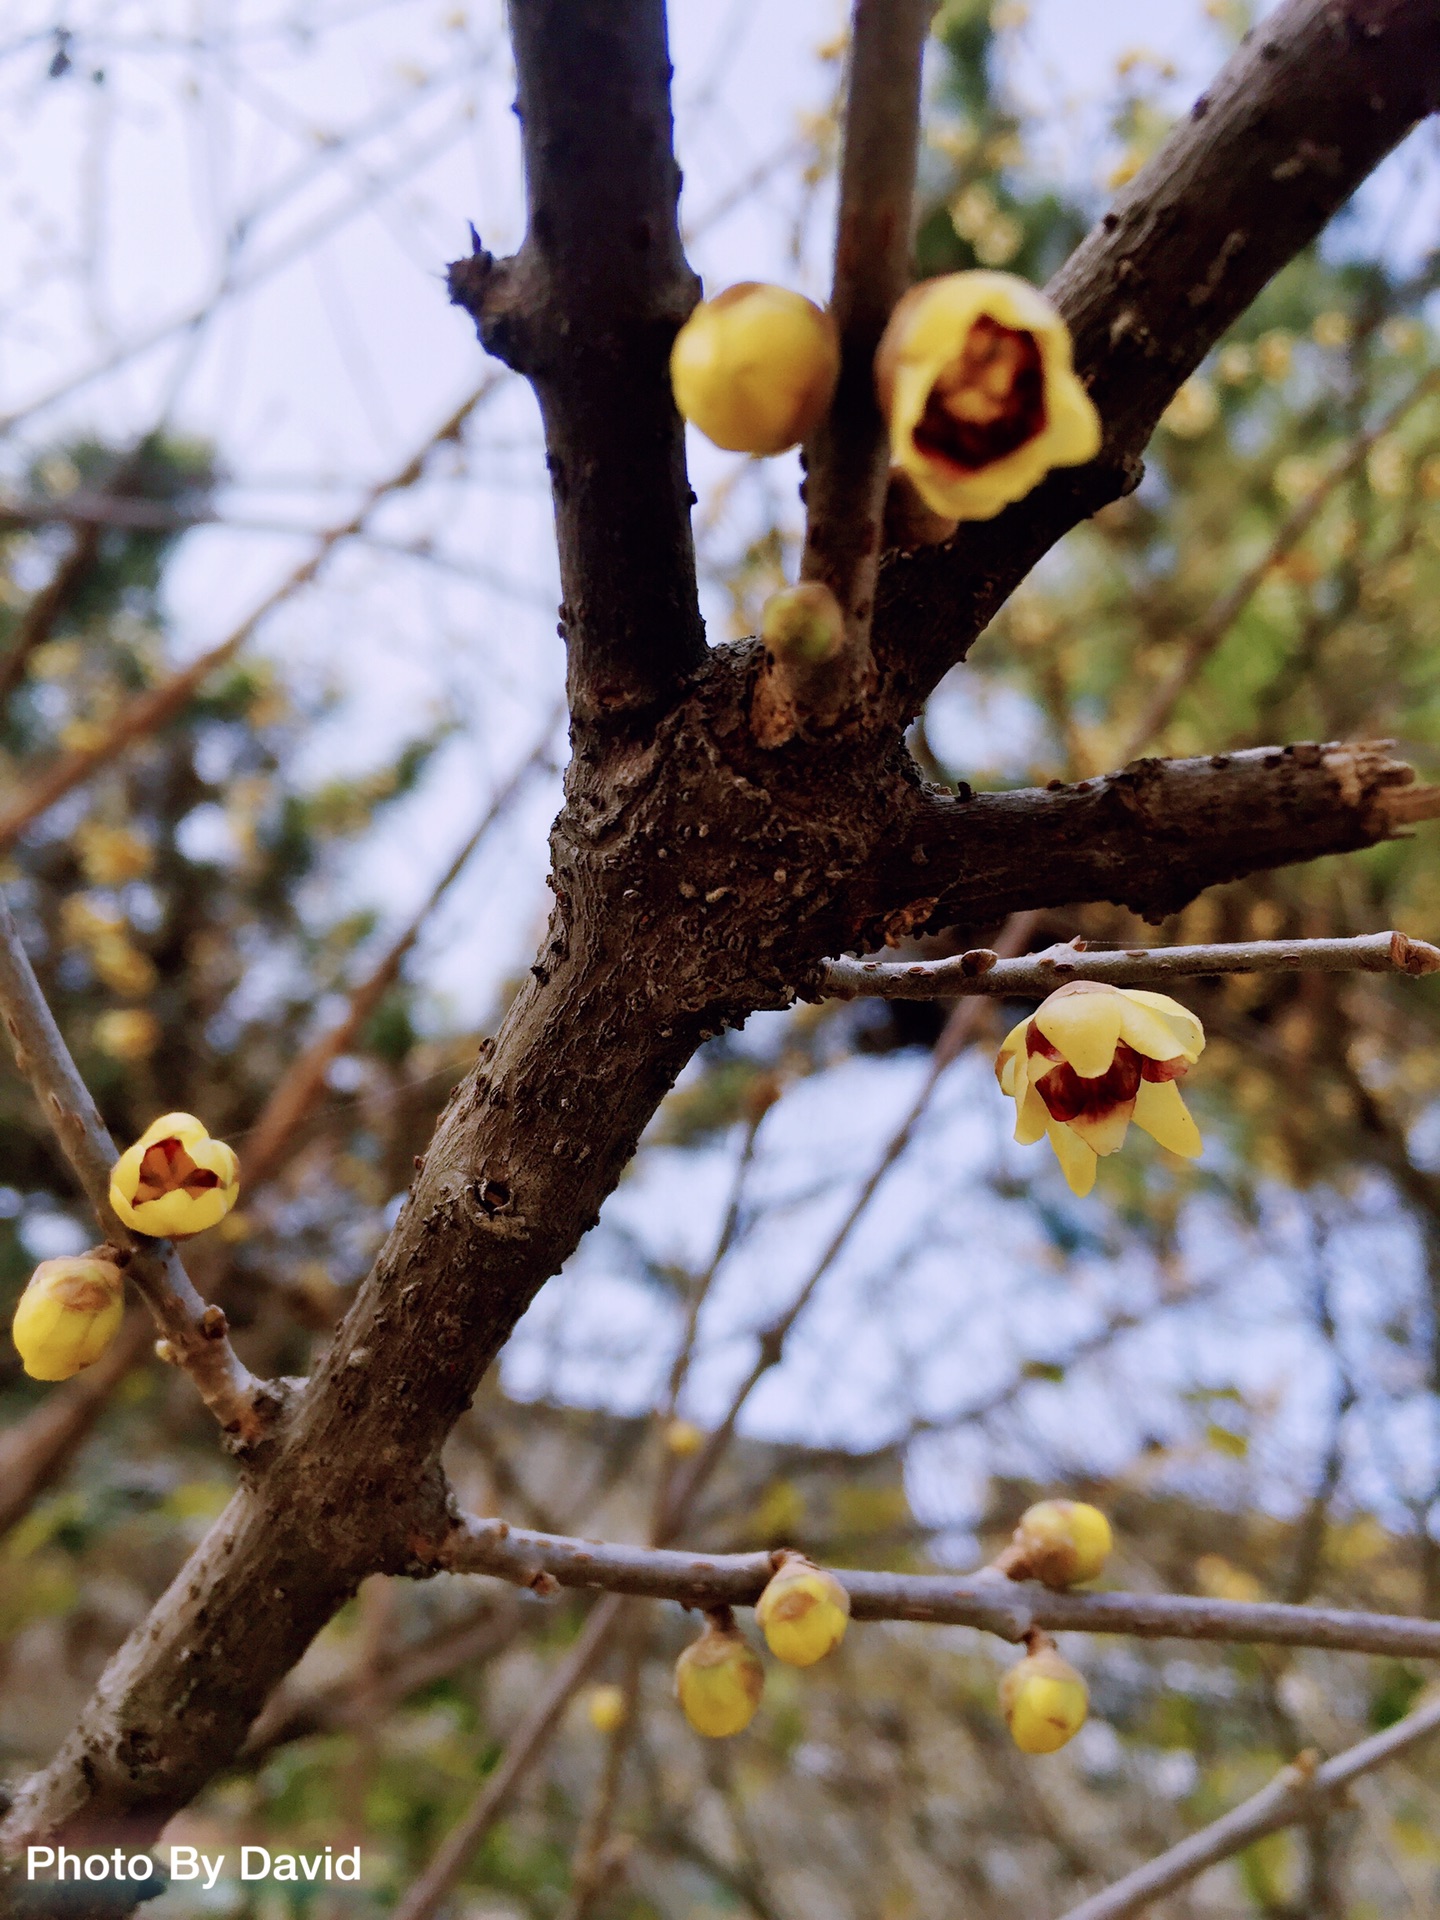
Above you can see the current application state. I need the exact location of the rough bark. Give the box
[2,0,1437,1900]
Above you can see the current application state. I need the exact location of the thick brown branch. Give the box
[849,742,1435,939]
[822,930,1440,1001]
[448,0,704,723]
[1059,1689,1440,1920]
[869,0,1440,718]
[440,1517,1440,1661]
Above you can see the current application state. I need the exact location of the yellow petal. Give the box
[1120,988,1205,1062]
[1113,996,1190,1062]
[1033,988,1124,1079]
[1046,1124,1096,1197]
[1132,1078,1203,1158]
[1014,1082,1049,1146]
[1065,1096,1135,1156]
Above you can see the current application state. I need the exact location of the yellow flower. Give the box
[76,823,152,886]
[670,284,839,456]
[12,1255,126,1381]
[93,1008,161,1063]
[1000,1641,1088,1755]
[109,1112,240,1238]
[585,1684,628,1735]
[756,1554,850,1667]
[874,271,1100,522]
[1161,376,1218,439]
[675,1614,764,1738]
[1010,1499,1113,1588]
[662,1418,705,1458]
[995,982,1205,1197]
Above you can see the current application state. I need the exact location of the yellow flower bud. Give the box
[760,583,845,667]
[1000,1641,1088,1755]
[675,1613,764,1738]
[109,1112,240,1239]
[585,1684,628,1735]
[670,283,839,456]
[755,1554,850,1667]
[995,982,1204,1197]
[663,1418,705,1458]
[12,1255,126,1381]
[1011,1499,1113,1588]
[875,271,1100,522]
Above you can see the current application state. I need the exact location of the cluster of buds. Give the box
[995,1497,1114,1590]
[996,982,1205,1196]
[1000,1632,1089,1755]
[674,1554,851,1739]
[109,1112,240,1239]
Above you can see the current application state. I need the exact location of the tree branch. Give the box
[821,929,1440,1001]
[1058,1689,1440,1920]
[848,741,1437,940]
[797,0,932,650]
[448,0,704,724]
[438,1516,1440,1661]
[869,0,1440,719]
[0,889,272,1446]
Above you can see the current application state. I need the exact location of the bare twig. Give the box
[439,1518,1440,1662]
[392,1593,625,1920]
[1121,366,1440,758]
[1058,1689,1440,1920]
[821,930,1440,1001]
[0,889,271,1444]
[754,0,931,742]
[240,715,558,1188]
[0,379,502,855]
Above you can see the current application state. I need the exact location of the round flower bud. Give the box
[760,583,845,667]
[585,1684,628,1735]
[663,1418,704,1458]
[675,1613,764,1738]
[12,1255,126,1382]
[671,284,840,456]
[755,1554,850,1667]
[1000,1641,1088,1755]
[875,270,1100,522]
[109,1112,240,1239]
[1012,1499,1113,1588]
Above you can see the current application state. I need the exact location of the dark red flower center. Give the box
[134,1136,220,1203]
[913,316,1047,472]
[1026,1026,1187,1124]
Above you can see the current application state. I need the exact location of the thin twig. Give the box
[1120,365,1440,758]
[820,929,1440,1001]
[753,0,930,740]
[439,1517,1440,1661]
[1058,1689,1440,1920]
[392,1593,625,1920]
[0,378,503,855]
[658,911,1041,1538]
[0,888,271,1443]
[240,715,559,1188]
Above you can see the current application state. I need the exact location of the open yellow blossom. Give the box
[12,1255,126,1381]
[1000,1641,1088,1755]
[756,1554,850,1667]
[996,981,1204,1197]
[109,1112,240,1238]
[675,1613,764,1738]
[875,271,1100,521]
[670,283,839,456]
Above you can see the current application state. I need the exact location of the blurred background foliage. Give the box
[1,3,1440,1918]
